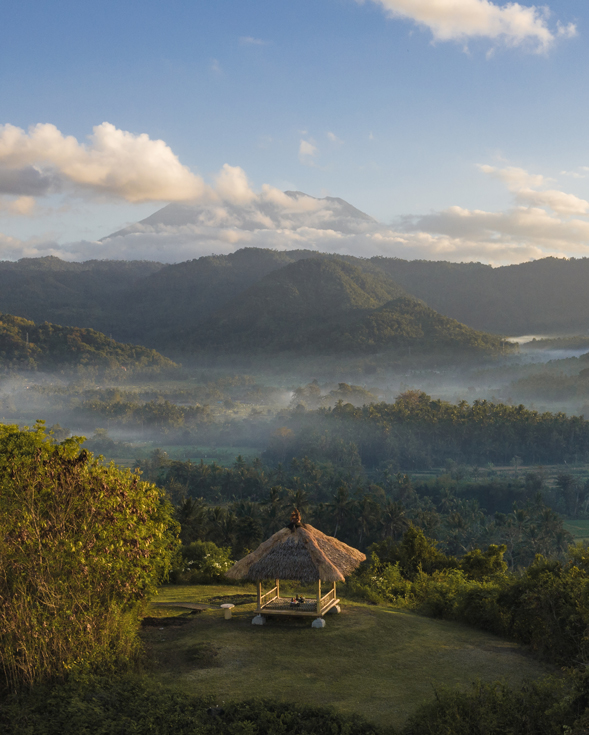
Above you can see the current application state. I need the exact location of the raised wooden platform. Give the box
[259,595,340,617]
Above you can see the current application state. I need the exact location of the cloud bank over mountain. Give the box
[2,122,589,266]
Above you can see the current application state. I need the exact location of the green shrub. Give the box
[0,422,179,689]
[172,540,234,584]
[403,676,583,735]
[0,673,392,735]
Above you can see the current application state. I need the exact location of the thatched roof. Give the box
[225,521,366,584]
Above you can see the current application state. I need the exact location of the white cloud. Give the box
[298,139,318,166]
[214,164,257,205]
[479,163,589,215]
[364,0,576,52]
[478,164,545,190]
[516,188,589,216]
[0,196,36,216]
[3,121,589,267]
[0,122,207,203]
[327,131,344,145]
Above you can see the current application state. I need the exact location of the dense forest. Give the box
[2,251,589,355]
[270,390,589,468]
[0,313,177,375]
[188,259,508,356]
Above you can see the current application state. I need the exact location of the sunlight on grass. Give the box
[144,585,552,729]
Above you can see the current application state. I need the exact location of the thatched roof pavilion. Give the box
[226,510,366,623]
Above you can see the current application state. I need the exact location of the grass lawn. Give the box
[144,585,552,730]
[564,519,589,542]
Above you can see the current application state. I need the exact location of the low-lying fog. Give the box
[2,341,589,459]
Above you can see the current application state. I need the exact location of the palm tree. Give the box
[328,486,353,538]
[380,500,409,541]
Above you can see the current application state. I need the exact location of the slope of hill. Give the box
[116,248,320,347]
[0,256,163,340]
[370,256,589,336]
[187,258,508,356]
[0,313,177,373]
[332,296,509,354]
[2,248,588,352]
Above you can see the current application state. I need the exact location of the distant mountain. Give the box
[0,313,176,373]
[186,258,507,356]
[104,190,378,241]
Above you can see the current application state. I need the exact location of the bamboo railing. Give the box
[318,583,336,613]
[258,580,280,609]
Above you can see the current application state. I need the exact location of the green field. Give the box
[144,585,551,730]
[106,444,261,468]
[564,519,589,542]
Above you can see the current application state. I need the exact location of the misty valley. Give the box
[6,248,589,733]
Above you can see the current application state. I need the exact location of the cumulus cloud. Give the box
[478,164,545,190]
[214,164,257,205]
[0,122,207,203]
[3,121,589,267]
[299,139,318,166]
[394,163,589,262]
[364,0,576,52]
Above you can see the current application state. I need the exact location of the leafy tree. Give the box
[460,544,508,580]
[0,422,178,689]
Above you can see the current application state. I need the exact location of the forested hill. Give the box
[185,258,508,356]
[2,250,589,350]
[113,248,318,346]
[0,313,176,373]
[369,256,589,336]
[0,257,163,340]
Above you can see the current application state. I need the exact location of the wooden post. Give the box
[257,581,262,610]
[333,581,336,598]
[317,579,322,614]
[275,579,280,599]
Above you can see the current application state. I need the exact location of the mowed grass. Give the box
[564,519,589,542]
[144,585,552,730]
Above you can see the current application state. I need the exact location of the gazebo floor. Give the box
[259,596,340,617]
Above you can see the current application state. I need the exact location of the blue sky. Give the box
[0,0,587,264]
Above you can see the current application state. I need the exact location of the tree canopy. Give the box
[0,422,178,688]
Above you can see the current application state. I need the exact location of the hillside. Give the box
[117,248,319,347]
[1,249,589,351]
[0,313,177,373]
[332,296,509,354]
[370,256,589,336]
[186,258,508,356]
[0,256,163,341]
